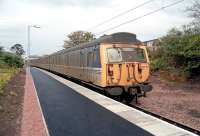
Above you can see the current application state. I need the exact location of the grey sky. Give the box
[0,0,194,56]
[21,0,112,7]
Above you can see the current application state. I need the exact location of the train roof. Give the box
[51,32,141,56]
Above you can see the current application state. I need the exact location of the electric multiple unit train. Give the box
[30,32,152,103]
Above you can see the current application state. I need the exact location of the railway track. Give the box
[43,69,200,135]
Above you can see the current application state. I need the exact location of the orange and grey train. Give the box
[30,32,152,103]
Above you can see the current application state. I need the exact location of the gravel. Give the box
[137,75,200,131]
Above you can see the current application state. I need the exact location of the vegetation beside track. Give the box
[0,69,25,136]
[149,28,200,81]
[0,68,20,96]
[149,1,200,81]
[0,44,25,135]
[0,44,24,95]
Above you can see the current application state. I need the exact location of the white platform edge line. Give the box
[36,67,198,136]
[28,68,50,136]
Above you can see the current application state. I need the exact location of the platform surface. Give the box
[30,67,197,136]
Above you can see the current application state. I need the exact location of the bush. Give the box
[151,57,167,72]
[151,27,200,79]
[0,68,19,91]
[0,59,8,69]
[0,52,24,68]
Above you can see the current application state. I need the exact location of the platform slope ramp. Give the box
[35,68,198,136]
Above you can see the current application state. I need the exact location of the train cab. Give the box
[100,33,152,102]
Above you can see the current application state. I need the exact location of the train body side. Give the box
[31,44,103,87]
[49,44,102,86]
[31,43,151,91]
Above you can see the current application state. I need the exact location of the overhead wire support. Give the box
[87,0,155,31]
[96,0,185,36]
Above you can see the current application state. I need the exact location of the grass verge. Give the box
[0,68,20,95]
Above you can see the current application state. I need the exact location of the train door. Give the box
[50,56,52,71]
[80,50,84,79]
[86,46,94,82]
[84,49,89,81]
[86,45,101,84]
[93,45,101,85]
[48,56,50,70]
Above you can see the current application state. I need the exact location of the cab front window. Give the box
[107,48,122,62]
[107,47,146,63]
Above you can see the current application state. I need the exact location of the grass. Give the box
[0,68,19,95]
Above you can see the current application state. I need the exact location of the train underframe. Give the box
[105,83,152,104]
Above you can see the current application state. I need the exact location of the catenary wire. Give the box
[96,0,184,36]
[87,0,155,31]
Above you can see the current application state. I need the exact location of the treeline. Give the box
[0,44,24,68]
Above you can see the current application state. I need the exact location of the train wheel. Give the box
[111,95,122,102]
[123,92,134,104]
[104,90,109,97]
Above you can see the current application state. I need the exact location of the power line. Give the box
[87,0,155,31]
[96,0,184,36]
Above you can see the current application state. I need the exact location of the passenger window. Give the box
[86,46,101,68]
[87,52,93,67]
[93,47,101,68]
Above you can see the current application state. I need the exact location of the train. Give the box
[30,32,152,103]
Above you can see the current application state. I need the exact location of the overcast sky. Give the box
[0,0,193,56]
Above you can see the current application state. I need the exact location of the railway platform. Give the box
[29,67,197,136]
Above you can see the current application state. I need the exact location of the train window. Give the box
[52,56,54,64]
[73,52,76,66]
[59,55,61,64]
[55,56,56,64]
[69,52,72,66]
[80,49,86,67]
[93,47,101,68]
[107,47,146,63]
[57,55,59,65]
[76,50,80,66]
[57,55,58,64]
[107,48,122,62]
[86,46,101,68]
[66,54,68,65]
[67,54,69,65]
[71,51,76,66]
[62,54,64,65]
[121,48,146,62]
[68,52,71,66]
[87,51,93,67]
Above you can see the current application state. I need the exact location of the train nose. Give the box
[126,63,150,83]
[107,64,122,84]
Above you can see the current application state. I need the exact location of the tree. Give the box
[0,46,3,53]
[187,0,200,21]
[3,52,24,68]
[10,44,25,56]
[0,46,3,51]
[63,31,95,48]
[184,0,200,34]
